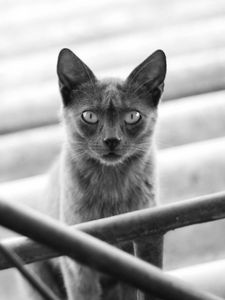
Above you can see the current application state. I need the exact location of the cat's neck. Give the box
[60,145,156,223]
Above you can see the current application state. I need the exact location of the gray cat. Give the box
[22,48,166,300]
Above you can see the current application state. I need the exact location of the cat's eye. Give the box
[82,111,98,124]
[124,111,141,124]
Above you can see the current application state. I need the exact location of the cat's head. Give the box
[57,48,166,165]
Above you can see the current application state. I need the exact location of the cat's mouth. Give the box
[102,152,121,162]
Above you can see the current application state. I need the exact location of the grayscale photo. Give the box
[0,1,225,299]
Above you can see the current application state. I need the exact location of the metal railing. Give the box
[0,191,225,300]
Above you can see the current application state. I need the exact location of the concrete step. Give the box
[159,137,225,202]
[170,259,225,298]
[2,0,224,34]
[1,91,225,182]
[157,91,225,148]
[0,0,145,35]
[2,10,225,59]
[0,126,62,182]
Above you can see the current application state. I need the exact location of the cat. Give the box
[21,48,166,300]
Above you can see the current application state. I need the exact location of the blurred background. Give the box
[1,0,225,298]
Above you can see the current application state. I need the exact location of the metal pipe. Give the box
[1,191,225,270]
[0,243,60,300]
[0,197,222,300]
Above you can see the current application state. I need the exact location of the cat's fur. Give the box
[23,48,166,300]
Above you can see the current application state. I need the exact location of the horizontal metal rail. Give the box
[1,191,225,270]
[0,197,223,300]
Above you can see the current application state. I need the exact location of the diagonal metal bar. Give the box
[0,197,223,300]
[0,243,60,300]
[0,191,225,270]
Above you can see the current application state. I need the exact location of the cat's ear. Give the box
[57,48,96,105]
[126,50,166,107]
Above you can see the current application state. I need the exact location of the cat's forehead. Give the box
[97,78,149,110]
[98,78,124,108]
[74,77,150,112]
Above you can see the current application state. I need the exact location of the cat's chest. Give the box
[75,168,153,221]
[61,159,155,224]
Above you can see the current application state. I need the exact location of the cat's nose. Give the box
[103,137,121,150]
